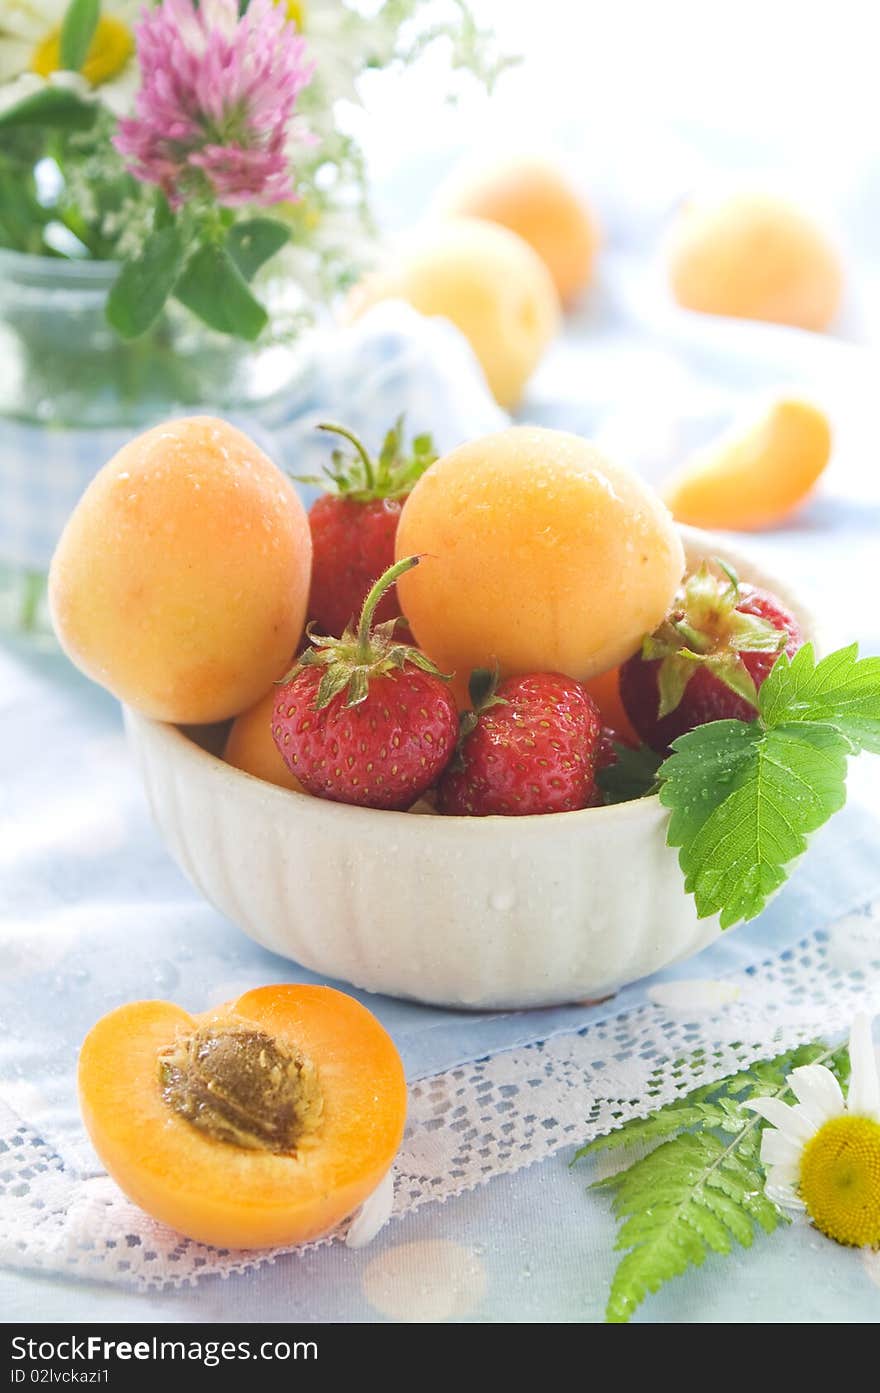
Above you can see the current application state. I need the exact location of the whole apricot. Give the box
[224,687,305,792]
[583,667,640,747]
[78,985,407,1249]
[664,397,832,531]
[667,192,842,331]
[395,427,684,684]
[348,218,559,409]
[436,155,599,304]
[49,417,311,724]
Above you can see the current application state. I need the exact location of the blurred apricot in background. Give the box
[348,217,560,409]
[435,155,600,306]
[667,192,843,331]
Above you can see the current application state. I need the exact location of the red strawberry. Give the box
[272,557,457,811]
[586,725,629,806]
[303,419,436,635]
[437,669,602,817]
[619,560,803,752]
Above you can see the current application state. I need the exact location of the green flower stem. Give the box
[19,570,45,633]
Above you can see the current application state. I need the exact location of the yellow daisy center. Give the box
[799,1114,880,1247]
[31,16,133,87]
[279,1,306,29]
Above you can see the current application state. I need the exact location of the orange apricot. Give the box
[224,687,305,792]
[348,218,560,409]
[78,985,407,1250]
[50,417,311,724]
[663,398,832,531]
[436,155,600,304]
[395,427,684,684]
[667,192,842,331]
[583,667,640,746]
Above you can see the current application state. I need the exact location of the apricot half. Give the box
[50,417,312,724]
[348,218,560,409]
[78,985,407,1250]
[395,427,685,684]
[663,398,832,531]
[224,687,305,792]
[436,155,599,305]
[667,192,842,331]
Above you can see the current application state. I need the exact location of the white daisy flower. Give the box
[0,64,89,115]
[747,1014,880,1247]
[0,0,140,115]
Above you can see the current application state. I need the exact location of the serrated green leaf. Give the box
[226,218,290,281]
[0,85,96,132]
[106,226,184,339]
[174,242,268,341]
[759,642,880,753]
[60,0,100,71]
[659,718,762,845]
[664,721,849,926]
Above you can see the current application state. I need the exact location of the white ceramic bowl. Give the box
[125,527,814,1010]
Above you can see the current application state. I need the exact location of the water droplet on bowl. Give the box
[488,888,516,912]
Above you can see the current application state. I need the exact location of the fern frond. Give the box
[575,1083,720,1159]
[575,1040,850,1322]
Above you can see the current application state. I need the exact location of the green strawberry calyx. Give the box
[446,666,509,773]
[458,666,508,742]
[282,556,449,710]
[644,559,787,719]
[295,418,437,503]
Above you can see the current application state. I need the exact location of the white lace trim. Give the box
[1,905,878,1289]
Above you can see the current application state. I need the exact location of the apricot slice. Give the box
[224,687,305,792]
[50,417,312,724]
[663,398,832,531]
[436,155,600,305]
[78,985,407,1250]
[348,217,560,409]
[395,427,684,684]
[667,192,842,331]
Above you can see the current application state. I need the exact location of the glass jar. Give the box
[0,248,309,638]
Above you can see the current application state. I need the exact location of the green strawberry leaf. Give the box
[597,744,663,804]
[759,641,880,753]
[60,0,100,72]
[667,722,849,927]
[226,218,290,282]
[654,642,880,928]
[106,226,185,339]
[174,242,268,341]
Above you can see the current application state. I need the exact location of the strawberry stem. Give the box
[356,555,420,658]
[318,422,375,493]
[670,617,711,651]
